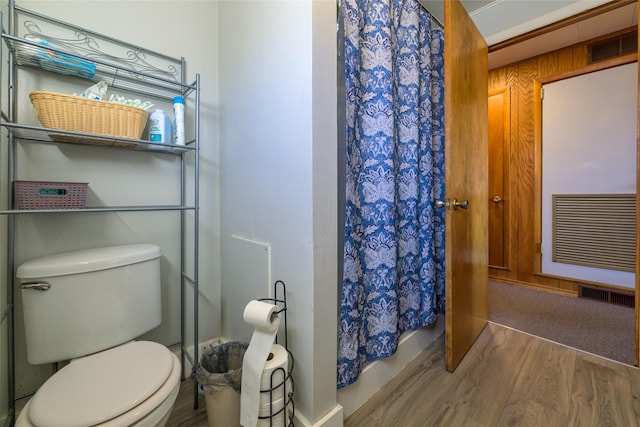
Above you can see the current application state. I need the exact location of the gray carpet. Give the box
[489,280,634,365]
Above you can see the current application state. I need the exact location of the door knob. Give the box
[492,196,503,203]
[435,199,450,209]
[453,199,468,210]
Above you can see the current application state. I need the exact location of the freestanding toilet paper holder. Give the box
[257,280,295,426]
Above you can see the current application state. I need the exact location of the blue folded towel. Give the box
[35,39,96,79]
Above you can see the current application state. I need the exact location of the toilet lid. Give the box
[29,341,173,427]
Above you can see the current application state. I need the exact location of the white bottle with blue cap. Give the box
[173,96,185,145]
[149,109,171,143]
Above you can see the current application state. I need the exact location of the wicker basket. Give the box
[14,180,87,210]
[29,91,148,139]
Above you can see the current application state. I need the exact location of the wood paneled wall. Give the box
[488,28,637,296]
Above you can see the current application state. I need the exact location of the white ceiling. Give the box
[421,0,638,69]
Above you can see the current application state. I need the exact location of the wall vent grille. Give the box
[552,194,636,272]
[588,30,638,64]
[579,284,635,308]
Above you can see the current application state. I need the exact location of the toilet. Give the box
[15,244,181,427]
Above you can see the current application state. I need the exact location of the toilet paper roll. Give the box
[260,344,290,404]
[257,344,290,427]
[257,411,288,427]
[240,300,282,427]
[257,400,290,427]
[243,300,281,333]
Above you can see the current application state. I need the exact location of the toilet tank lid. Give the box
[16,244,161,279]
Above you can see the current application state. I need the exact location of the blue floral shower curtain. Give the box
[337,0,445,389]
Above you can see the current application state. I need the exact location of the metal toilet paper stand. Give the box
[258,280,295,426]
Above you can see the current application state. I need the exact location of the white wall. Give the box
[218,1,341,425]
[2,1,343,425]
[5,0,220,404]
[541,62,637,288]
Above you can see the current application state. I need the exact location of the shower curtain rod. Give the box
[431,14,443,29]
[336,0,443,29]
[416,0,444,29]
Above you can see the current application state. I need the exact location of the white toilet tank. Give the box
[17,244,162,365]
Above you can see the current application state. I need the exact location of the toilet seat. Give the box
[27,341,176,427]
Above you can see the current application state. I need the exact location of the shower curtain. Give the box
[337,0,445,389]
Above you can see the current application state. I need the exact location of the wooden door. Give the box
[488,88,510,269]
[444,0,489,372]
[635,0,640,367]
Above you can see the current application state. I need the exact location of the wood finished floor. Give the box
[166,379,208,426]
[345,322,640,427]
[167,322,640,426]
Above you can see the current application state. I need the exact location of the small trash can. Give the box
[196,341,248,427]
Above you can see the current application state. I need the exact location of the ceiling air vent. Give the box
[588,30,638,64]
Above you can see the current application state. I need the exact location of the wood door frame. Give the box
[532,54,639,366]
[488,87,511,271]
[636,13,639,367]
[533,54,638,276]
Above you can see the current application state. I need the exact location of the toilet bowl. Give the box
[15,341,181,427]
[16,244,181,427]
